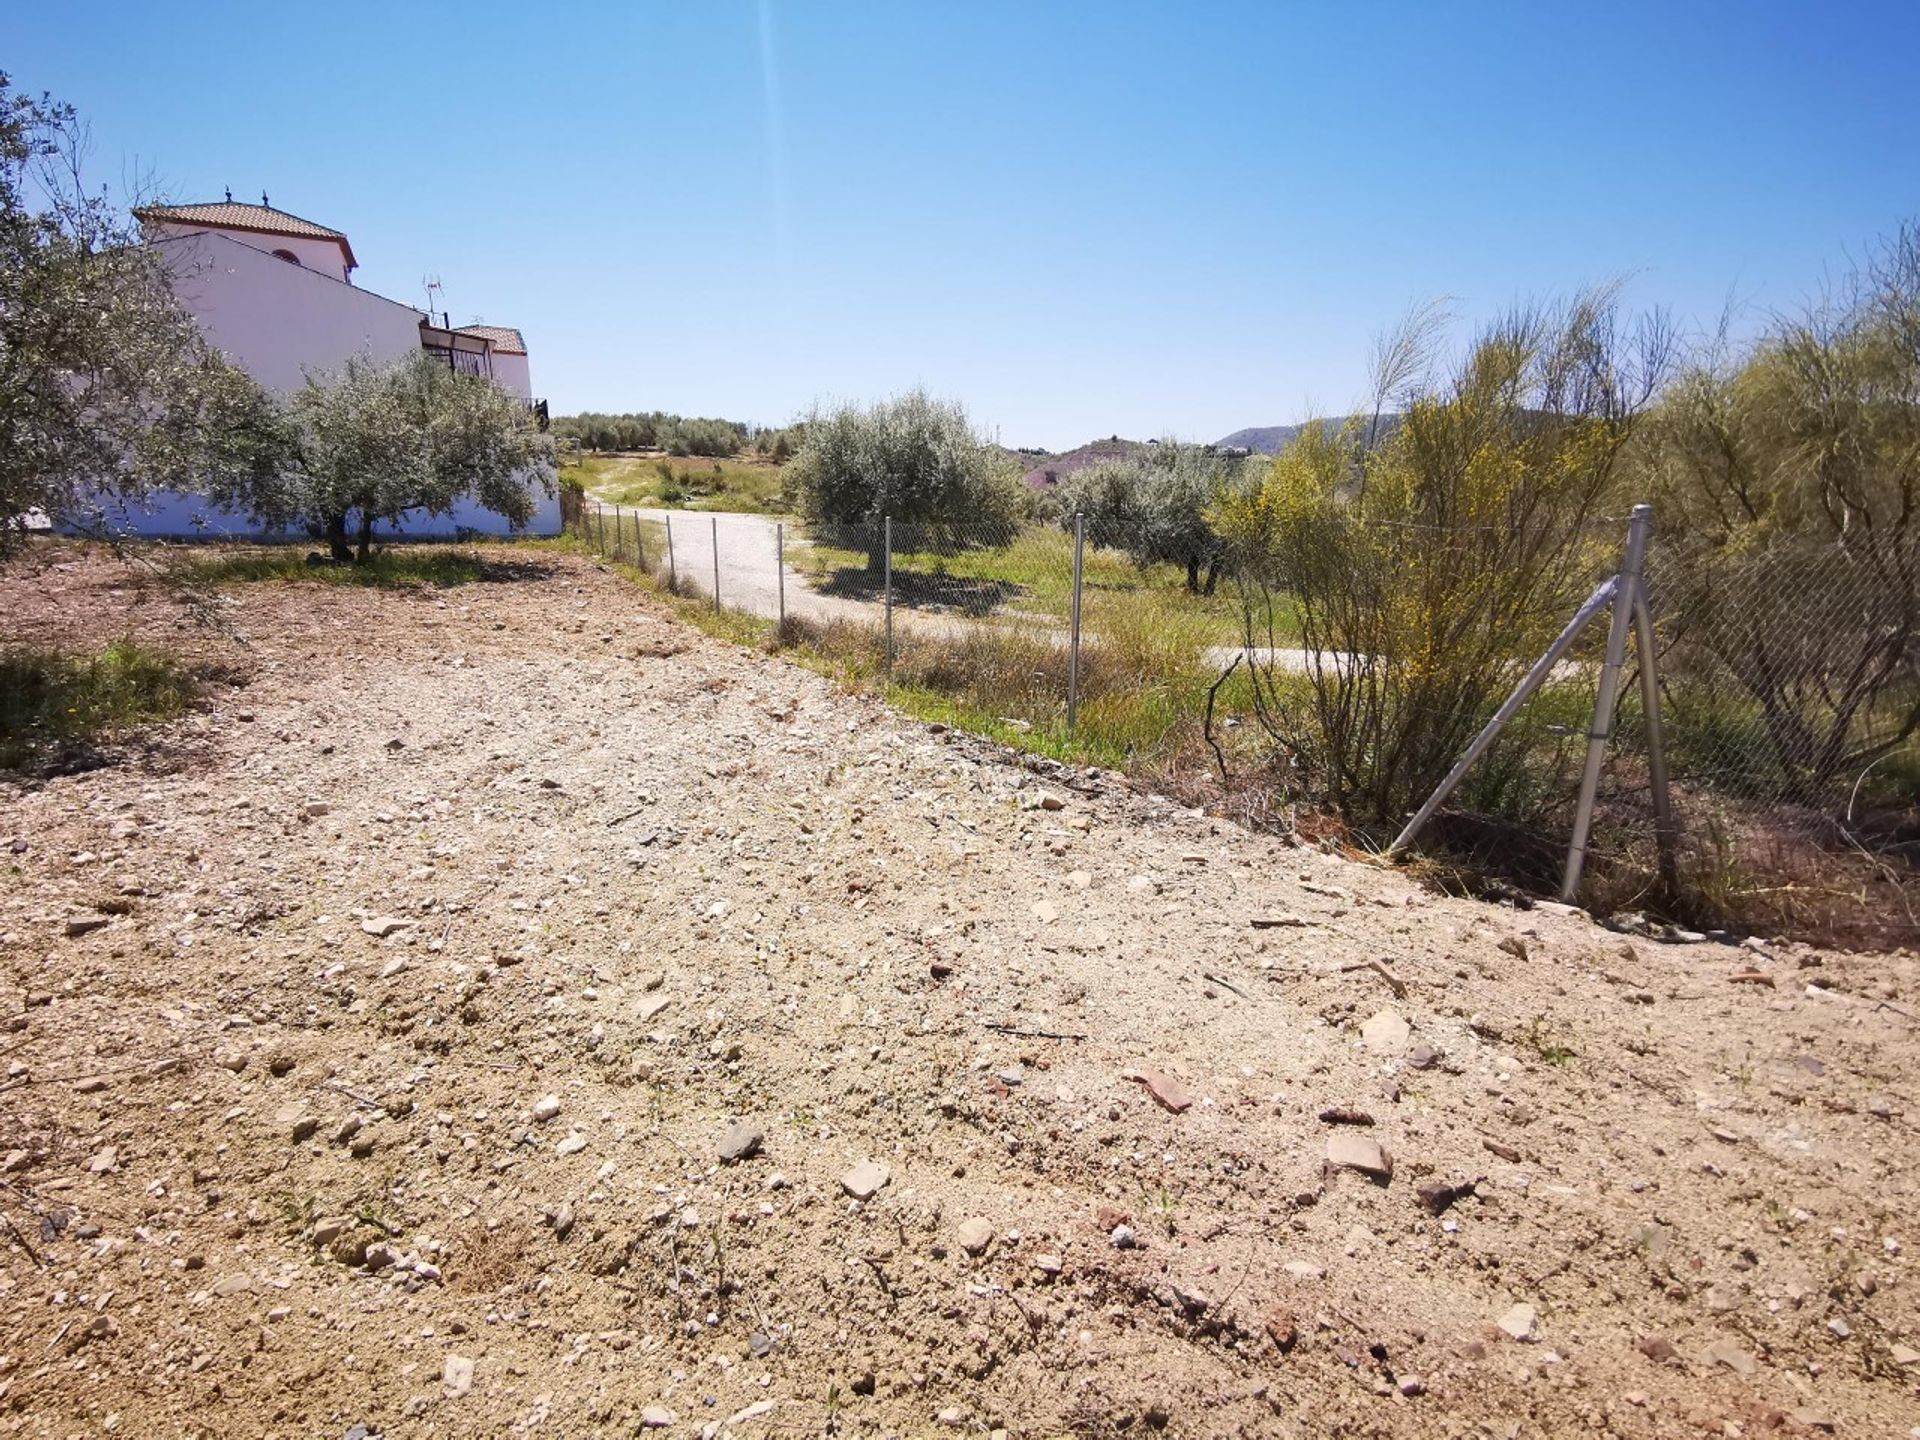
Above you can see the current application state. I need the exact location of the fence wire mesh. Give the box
[568,499,1919,946]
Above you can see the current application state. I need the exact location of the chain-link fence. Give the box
[569,500,1919,945]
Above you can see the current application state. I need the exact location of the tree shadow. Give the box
[809,566,1022,618]
[179,548,561,589]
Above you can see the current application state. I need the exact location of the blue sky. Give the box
[12,1,1919,448]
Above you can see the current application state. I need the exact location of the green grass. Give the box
[0,638,199,770]
[563,453,788,514]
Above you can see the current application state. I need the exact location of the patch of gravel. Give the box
[1,545,1916,1438]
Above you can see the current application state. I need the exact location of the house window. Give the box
[272,249,301,266]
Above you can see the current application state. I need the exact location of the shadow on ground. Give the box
[808,566,1022,617]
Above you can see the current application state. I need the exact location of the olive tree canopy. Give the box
[788,389,1021,569]
[0,73,280,555]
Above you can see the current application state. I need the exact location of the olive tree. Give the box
[207,352,556,562]
[1057,443,1245,593]
[788,389,1021,570]
[0,74,280,554]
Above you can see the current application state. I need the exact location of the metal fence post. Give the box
[614,506,625,563]
[634,510,646,572]
[666,513,676,589]
[883,515,894,670]
[1068,512,1085,734]
[711,515,721,611]
[1561,503,1653,902]
[776,521,786,632]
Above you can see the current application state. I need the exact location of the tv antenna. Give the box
[423,274,445,326]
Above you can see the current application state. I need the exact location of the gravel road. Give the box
[3,544,1916,1438]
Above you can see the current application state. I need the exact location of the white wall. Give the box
[68,231,559,541]
[144,220,350,282]
[157,231,423,390]
[490,350,532,400]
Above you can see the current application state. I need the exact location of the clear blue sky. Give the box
[12,1,1918,449]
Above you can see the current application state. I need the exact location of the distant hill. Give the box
[1021,437,1154,490]
[1215,413,1400,454]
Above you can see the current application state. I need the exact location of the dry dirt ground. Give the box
[2,545,1919,1440]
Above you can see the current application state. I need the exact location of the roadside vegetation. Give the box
[0,638,198,771]
[564,453,787,513]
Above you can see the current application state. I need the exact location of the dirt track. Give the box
[2,545,1917,1439]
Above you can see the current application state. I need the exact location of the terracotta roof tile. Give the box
[134,201,357,269]
[457,324,528,356]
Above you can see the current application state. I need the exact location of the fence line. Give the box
[569,499,1919,943]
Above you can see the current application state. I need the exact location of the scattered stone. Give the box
[360,916,411,938]
[640,1406,676,1429]
[1889,1342,1920,1366]
[1358,1009,1410,1051]
[1318,1105,1374,1126]
[551,1203,575,1239]
[311,1216,351,1247]
[211,1273,253,1298]
[443,1354,475,1398]
[1482,1137,1522,1163]
[1496,936,1529,962]
[956,1217,994,1255]
[1129,1068,1192,1114]
[1030,899,1058,925]
[841,1160,890,1201]
[1397,1375,1424,1397]
[1110,1224,1138,1250]
[1728,969,1775,987]
[1704,1336,1757,1375]
[1033,1253,1064,1277]
[1283,1261,1325,1280]
[1826,1316,1853,1340]
[718,1122,764,1163]
[64,916,111,938]
[72,1075,109,1094]
[1406,1043,1440,1070]
[1415,1178,1476,1215]
[1169,1281,1209,1314]
[1326,1132,1393,1181]
[87,1145,118,1174]
[1497,1303,1538,1342]
[555,1132,587,1157]
[532,1094,562,1123]
[1635,1336,1681,1367]
[1265,1309,1298,1351]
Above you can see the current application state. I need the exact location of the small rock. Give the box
[555,1132,587,1157]
[956,1217,994,1255]
[1416,1178,1476,1214]
[1704,1336,1757,1375]
[640,1405,676,1428]
[1359,1009,1410,1051]
[1318,1105,1374,1126]
[717,1122,764,1163]
[64,916,111,938]
[443,1354,475,1398]
[1110,1223,1138,1250]
[1326,1132,1393,1181]
[87,1145,119,1173]
[1283,1260,1325,1280]
[551,1203,575,1239]
[1033,1253,1064,1277]
[841,1160,889,1201]
[1826,1316,1852,1340]
[1636,1335,1680,1365]
[1265,1309,1298,1351]
[1130,1068,1192,1114]
[211,1273,253,1298]
[360,916,411,938]
[1497,1303,1538,1342]
[1406,1043,1440,1070]
[532,1094,562,1123]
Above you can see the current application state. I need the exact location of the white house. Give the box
[74,196,557,540]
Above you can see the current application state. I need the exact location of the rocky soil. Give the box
[2,545,1918,1439]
